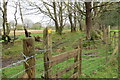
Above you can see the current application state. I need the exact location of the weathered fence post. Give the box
[74,38,82,78]
[107,26,110,44]
[118,30,120,78]
[106,28,109,62]
[114,32,117,47]
[78,39,82,78]
[103,27,107,43]
[74,49,78,78]
[43,27,52,78]
[23,37,35,78]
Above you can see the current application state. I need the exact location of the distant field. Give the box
[9,30,44,36]
[6,29,119,36]
[2,30,71,36]
[9,30,70,36]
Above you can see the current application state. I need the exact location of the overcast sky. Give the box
[0,0,54,27]
[7,6,52,26]
[1,0,119,27]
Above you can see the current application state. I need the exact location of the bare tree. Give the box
[12,1,18,40]
[18,1,30,37]
[75,2,85,31]
[67,2,74,32]
[1,0,11,42]
[85,2,92,39]
[85,2,115,39]
[26,0,66,35]
[66,2,82,32]
[53,2,64,34]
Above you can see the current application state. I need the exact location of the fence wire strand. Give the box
[2,33,118,78]
[1,49,51,70]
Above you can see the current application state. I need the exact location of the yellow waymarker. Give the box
[48,29,52,33]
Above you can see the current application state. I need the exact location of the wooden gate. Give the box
[43,28,82,78]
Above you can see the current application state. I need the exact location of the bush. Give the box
[91,30,102,39]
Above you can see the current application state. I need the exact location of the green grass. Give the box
[2,64,24,78]
[17,33,43,39]
[2,39,23,58]
[110,30,120,31]
[89,56,118,78]
[2,31,118,78]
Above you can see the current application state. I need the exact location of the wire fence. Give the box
[81,35,118,78]
[2,39,117,78]
[10,59,53,78]
[1,47,54,78]
[1,49,52,70]
[1,30,118,78]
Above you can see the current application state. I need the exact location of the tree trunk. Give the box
[6,22,10,35]
[85,2,92,39]
[2,0,7,38]
[68,13,74,32]
[14,3,18,40]
[2,8,6,36]
[67,2,75,32]
[58,27,63,35]
[53,2,63,35]
[19,1,29,37]
[73,2,77,32]
[2,0,11,42]
[78,19,82,31]
[53,2,59,33]
[58,2,63,35]
[13,28,16,40]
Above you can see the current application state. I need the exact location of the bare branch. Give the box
[90,2,115,10]
[42,1,53,8]
[75,2,85,15]
[43,2,55,20]
[0,7,3,13]
[18,1,25,29]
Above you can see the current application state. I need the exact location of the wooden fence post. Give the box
[78,39,82,78]
[43,27,52,78]
[118,30,120,78]
[23,37,35,78]
[74,50,78,78]
[74,38,82,78]
[114,32,117,47]
[107,26,110,44]
[106,28,109,62]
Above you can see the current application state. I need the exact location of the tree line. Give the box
[0,0,119,43]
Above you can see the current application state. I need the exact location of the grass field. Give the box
[8,30,43,36]
[1,30,118,78]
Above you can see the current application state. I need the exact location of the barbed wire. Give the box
[39,67,53,78]
[10,59,54,78]
[38,56,101,78]
[1,49,52,70]
[1,37,116,78]
[38,62,68,78]
[1,54,37,70]
[3,53,110,78]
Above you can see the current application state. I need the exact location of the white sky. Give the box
[1,0,120,27]
[7,6,52,26]
[1,0,54,26]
